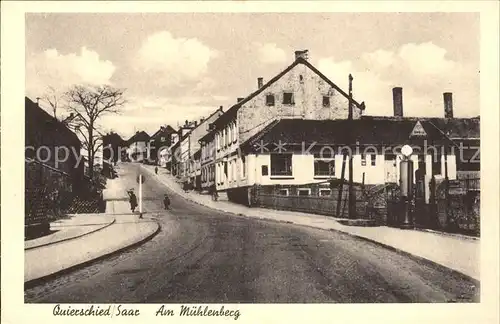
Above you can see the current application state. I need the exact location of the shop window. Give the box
[278,189,289,196]
[283,92,294,105]
[270,154,293,176]
[266,94,275,106]
[298,188,311,196]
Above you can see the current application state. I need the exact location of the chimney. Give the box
[257,77,264,89]
[219,105,223,111]
[194,121,198,127]
[443,92,453,118]
[392,87,403,117]
[237,97,244,102]
[294,49,309,61]
[184,120,188,126]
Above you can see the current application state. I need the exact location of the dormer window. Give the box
[322,96,330,108]
[283,92,294,105]
[266,94,275,106]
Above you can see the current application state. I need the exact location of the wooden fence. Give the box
[25,159,105,237]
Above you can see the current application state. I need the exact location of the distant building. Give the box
[126,131,150,162]
[172,110,224,183]
[150,125,176,165]
[102,132,126,163]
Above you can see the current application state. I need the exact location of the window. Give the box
[319,189,331,197]
[261,165,269,176]
[241,155,246,178]
[278,189,289,196]
[314,153,335,176]
[432,153,442,176]
[270,154,293,176]
[299,75,304,82]
[361,153,367,166]
[233,122,237,143]
[298,188,311,196]
[370,154,376,166]
[266,94,275,106]
[283,92,294,105]
[322,96,330,107]
[224,161,228,180]
[385,154,397,166]
[224,128,228,147]
[160,136,166,142]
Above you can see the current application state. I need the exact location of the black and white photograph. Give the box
[2,1,500,323]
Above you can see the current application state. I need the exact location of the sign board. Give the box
[409,121,427,138]
[136,174,146,184]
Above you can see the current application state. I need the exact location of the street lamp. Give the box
[399,145,414,229]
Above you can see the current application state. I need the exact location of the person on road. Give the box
[211,186,218,201]
[155,166,158,175]
[163,194,171,210]
[128,190,138,213]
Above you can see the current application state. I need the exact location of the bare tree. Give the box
[43,86,61,119]
[64,84,126,178]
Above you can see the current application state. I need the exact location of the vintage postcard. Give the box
[1,1,499,324]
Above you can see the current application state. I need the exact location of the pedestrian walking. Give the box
[163,194,171,210]
[155,166,158,175]
[128,190,138,213]
[211,186,218,201]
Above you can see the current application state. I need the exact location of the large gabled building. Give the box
[199,49,365,199]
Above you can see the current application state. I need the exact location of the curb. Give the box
[25,218,117,251]
[415,227,479,241]
[142,166,480,283]
[325,226,480,285]
[24,221,161,289]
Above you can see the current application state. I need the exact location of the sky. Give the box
[25,13,480,139]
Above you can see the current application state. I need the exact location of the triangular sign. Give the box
[410,121,427,138]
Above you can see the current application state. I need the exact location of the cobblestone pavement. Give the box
[24,163,479,303]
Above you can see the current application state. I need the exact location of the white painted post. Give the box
[139,174,143,214]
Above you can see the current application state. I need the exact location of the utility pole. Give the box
[139,174,143,218]
[336,154,347,217]
[348,74,356,219]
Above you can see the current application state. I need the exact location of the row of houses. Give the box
[147,49,479,207]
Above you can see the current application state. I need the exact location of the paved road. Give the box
[25,163,479,303]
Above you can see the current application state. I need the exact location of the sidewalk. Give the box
[142,164,480,281]
[25,213,160,285]
[25,214,115,250]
